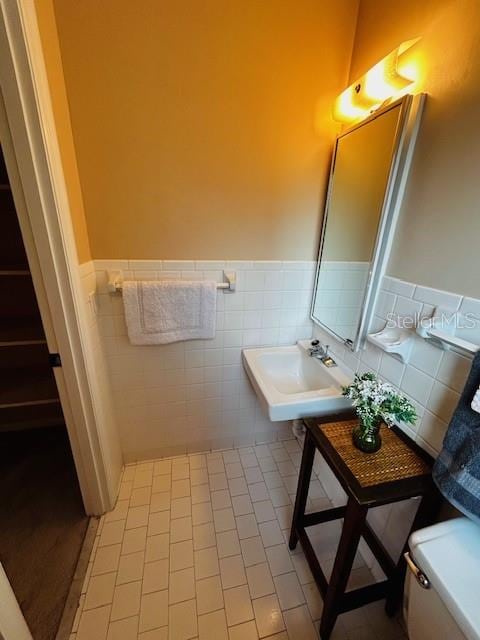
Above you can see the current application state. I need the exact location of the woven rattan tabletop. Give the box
[317,419,431,488]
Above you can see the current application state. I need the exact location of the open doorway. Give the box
[0,145,89,640]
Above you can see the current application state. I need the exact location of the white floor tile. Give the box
[291,552,314,585]
[171,496,192,519]
[246,562,275,599]
[225,463,244,480]
[235,514,259,540]
[232,494,254,516]
[224,584,254,627]
[152,475,171,493]
[172,462,190,481]
[258,457,277,473]
[191,483,210,503]
[130,487,152,507]
[212,489,232,510]
[265,545,293,577]
[268,487,290,508]
[106,615,138,640]
[275,505,293,531]
[76,604,110,640]
[170,516,193,543]
[219,555,247,589]
[150,491,171,513]
[122,527,147,555]
[192,502,214,526]
[84,573,116,610]
[283,604,317,639]
[153,460,172,476]
[116,551,144,584]
[169,567,195,604]
[142,559,169,593]
[111,581,142,621]
[139,590,168,632]
[248,482,269,502]
[191,469,209,487]
[228,476,248,495]
[228,619,259,640]
[92,544,121,576]
[302,581,324,621]
[223,450,240,464]
[244,467,263,484]
[214,507,236,532]
[105,499,129,523]
[217,529,241,559]
[77,442,394,640]
[196,575,224,615]
[252,594,285,638]
[145,533,169,562]
[194,546,220,579]
[209,472,229,491]
[170,540,194,572]
[190,454,207,470]
[273,572,305,610]
[208,458,226,475]
[148,511,170,536]
[99,520,125,547]
[262,471,283,490]
[258,520,284,548]
[193,522,216,550]
[240,536,266,567]
[198,608,228,640]
[168,599,198,640]
[172,479,190,498]
[253,500,276,523]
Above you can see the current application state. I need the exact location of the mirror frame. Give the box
[311,93,426,352]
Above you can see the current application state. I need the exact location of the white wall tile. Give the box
[388,278,416,298]
[92,259,314,458]
[413,285,462,310]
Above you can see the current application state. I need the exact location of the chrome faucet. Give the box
[308,339,328,358]
[308,340,337,367]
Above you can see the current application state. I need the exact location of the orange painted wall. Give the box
[34,0,91,263]
[51,0,358,260]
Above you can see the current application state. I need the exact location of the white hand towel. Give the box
[472,386,480,414]
[123,280,216,345]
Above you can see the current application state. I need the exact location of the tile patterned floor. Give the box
[70,439,407,640]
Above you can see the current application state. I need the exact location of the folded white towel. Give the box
[472,386,480,414]
[123,280,216,345]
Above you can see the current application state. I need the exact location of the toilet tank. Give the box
[404,518,480,640]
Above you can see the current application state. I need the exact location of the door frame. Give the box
[0,0,114,515]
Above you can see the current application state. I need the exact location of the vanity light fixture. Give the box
[333,38,420,123]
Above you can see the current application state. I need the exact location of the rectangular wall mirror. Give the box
[311,94,425,351]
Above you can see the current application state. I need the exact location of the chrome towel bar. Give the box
[106,269,236,293]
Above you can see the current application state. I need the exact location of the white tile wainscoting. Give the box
[313,274,480,572]
[80,260,316,461]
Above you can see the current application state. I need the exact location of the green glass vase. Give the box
[352,416,382,453]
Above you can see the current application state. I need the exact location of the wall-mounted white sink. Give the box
[242,340,352,421]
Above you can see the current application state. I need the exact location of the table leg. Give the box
[289,428,315,550]
[385,485,442,616]
[319,497,368,640]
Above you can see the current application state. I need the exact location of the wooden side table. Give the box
[289,412,441,640]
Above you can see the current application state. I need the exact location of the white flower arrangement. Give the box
[342,372,417,430]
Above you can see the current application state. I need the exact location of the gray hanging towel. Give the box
[433,351,480,524]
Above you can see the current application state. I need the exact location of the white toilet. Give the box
[404,517,480,640]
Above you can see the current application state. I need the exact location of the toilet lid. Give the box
[409,517,480,640]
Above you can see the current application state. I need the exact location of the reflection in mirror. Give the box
[311,97,419,349]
